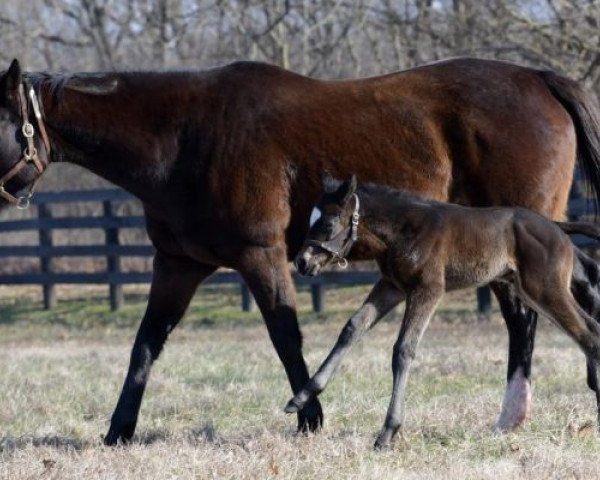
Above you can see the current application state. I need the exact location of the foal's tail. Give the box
[540,71,600,217]
[556,221,600,241]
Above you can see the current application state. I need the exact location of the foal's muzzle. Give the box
[294,247,326,277]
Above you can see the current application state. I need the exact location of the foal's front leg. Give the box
[285,279,404,414]
[374,283,442,450]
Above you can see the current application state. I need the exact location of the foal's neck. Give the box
[356,185,427,253]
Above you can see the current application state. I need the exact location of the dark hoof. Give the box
[284,399,300,414]
[296,398,323,433]
[373,435,392,451]
[104,423,136,446]
[374,428,398,450]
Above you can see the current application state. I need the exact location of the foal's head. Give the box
[295,175,359,276]
[0,59,50,209]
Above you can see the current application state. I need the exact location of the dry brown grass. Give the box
[1,286,600,479]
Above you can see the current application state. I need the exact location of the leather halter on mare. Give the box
[0,82,51,209]
[303,193,360,269]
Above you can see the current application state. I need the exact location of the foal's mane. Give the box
[357,182,439,207]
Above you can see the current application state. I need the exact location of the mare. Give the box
[0,57,599,444]
[289,176,600,449]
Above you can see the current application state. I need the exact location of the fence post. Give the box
[241,283,256,312]
[477,286,492,319]
[311,283,325,313]
[104,200,123,311]
[38,203,56,309]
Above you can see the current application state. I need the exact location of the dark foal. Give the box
[288,176,600,449]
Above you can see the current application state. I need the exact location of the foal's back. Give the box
[387,202,569,291]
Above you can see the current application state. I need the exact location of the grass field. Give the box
[1,284,600,479]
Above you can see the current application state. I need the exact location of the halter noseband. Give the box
[304,193,360,269]
[0,81,51,209]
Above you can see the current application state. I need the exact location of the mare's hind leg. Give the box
[374,282,443,450]
[491,283,536,431]
[284,279,404,414]
[238,245,323,432]
[105,253,215,445]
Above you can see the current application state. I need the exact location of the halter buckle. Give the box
[16,192,32,210]
[23,147,37,161]
[337,257,348,269]
[22,122,34,138]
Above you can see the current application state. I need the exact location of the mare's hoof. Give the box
[296,398,323,433]
[104,423,136,446]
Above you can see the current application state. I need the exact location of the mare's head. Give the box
[295,175,360,276]
[0,59,49,209]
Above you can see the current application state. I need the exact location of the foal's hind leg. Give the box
[374,282,442,450]
[284,279,404,414]
[571,248,600,393]
[521,259,600,430]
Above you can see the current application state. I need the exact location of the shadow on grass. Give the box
[0,435,85,453]
[130,423,218,446]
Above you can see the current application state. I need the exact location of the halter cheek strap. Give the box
[303,193,360,268]
[0,82,51,209]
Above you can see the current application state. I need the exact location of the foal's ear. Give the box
[322,173,342,193]
[334,175,357,204]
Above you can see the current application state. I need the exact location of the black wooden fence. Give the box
[0,186,596,314]
[0,189,384,312]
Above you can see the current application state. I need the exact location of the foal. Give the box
[287,175,600,449]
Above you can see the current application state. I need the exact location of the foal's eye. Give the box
[325,218,338,232]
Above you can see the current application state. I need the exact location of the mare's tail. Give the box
[540,71,600,217]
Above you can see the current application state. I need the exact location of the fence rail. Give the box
[0,189,385,312]
[0,185,596,314]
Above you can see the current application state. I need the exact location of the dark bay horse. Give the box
[0,57,599,444]
[288,176,600,449]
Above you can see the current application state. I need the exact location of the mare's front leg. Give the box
[492,283,536,431]
[104,253,215,445]
[374,282,442,450]
[238,245,323,432]
[285,279,404,414]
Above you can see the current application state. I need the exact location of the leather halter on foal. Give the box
[303,194,360,269]
[0,82,51,209]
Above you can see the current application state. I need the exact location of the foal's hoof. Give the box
[104,423,136,446]
[296,398,323,433]
[284,395,305,414]
[285,401,300,414]
[374,428,399,451]
[373,435,392,451]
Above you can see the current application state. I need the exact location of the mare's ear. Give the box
[2,59,22,93]
[335,174,357,204]
[65,74,118,95]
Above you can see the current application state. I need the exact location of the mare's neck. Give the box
[37,73,210,203]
